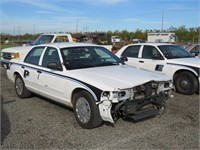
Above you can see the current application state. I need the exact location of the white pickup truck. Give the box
[1,33,73,68]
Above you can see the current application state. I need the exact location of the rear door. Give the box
[23,46,46,93]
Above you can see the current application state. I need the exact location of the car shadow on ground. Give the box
[1,95,14,145]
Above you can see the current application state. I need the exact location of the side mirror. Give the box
[192,52,198,56]
[47,62,62,71]
[153,54,164,60]
[63,60,72,70]
[28,41,33,45]
[120,56,128,64]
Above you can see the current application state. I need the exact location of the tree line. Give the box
[1,25,199,45]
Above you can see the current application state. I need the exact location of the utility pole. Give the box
[13,27,15,35]
[161,9,164,33]
[18,26,21,44]
[34,24,35,35]
[76,19,79,33]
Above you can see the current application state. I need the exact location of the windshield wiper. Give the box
[95,62,118,67]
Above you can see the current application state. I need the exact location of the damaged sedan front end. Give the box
[98,81,173,123]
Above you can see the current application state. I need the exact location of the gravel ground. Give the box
[1,67,199,149]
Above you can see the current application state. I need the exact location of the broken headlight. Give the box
[101,89,133,102]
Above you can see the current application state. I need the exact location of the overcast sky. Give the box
[0,0,199,34]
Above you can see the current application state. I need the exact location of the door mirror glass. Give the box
[47,62,62,71]
[153,54,164,60]
[120,56,128,64]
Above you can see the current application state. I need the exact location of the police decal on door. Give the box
[155,64,164,72]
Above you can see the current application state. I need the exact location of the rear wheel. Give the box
[73,91,102,129]
[174,71,198,95]
[15,74,31,98]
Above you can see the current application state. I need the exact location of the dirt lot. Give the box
[1,67,199,149]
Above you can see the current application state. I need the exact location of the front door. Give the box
[121,45,141,67]
[37,47,68,104]
[139,45,166,73]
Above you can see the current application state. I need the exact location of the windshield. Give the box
[33,35,54,45]
[61,46,121,70]
[158,45,193,59]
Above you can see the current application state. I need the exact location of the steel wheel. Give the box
[75,97,91,124]
[73,91,102,129]
[174,71,198,95]
[15,77,24,95]
[15,74,31,98]
[179,76,191,91]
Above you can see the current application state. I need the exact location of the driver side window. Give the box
[191,45,200,53]
[42,47,62,69]
[142,45,163,59]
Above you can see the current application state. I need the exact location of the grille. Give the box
[2,53,12,60]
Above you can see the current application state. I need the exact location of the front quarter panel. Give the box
[7,62,24,83]
[165,63,200,79]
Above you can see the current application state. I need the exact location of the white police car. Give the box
[116,43,200,95]
[6,42,173,129]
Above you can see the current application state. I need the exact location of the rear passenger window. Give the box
[24,47,45,65]
[121,45,140,58]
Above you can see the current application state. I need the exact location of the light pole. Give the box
[161,9,164,33]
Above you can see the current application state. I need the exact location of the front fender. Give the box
[98,100,114,123]
[167,63,199,78]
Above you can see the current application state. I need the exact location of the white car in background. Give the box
[6,42,173,129]
[1,33,74,68]
[187,44,200,58]
[116,43,200,95]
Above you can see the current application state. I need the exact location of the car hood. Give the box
[167,58,200,68]
[1,46,33,53]
[67,65,171,91]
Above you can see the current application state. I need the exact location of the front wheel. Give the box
[174,71,198,95]
[15,74,31,98]
[73,91,102,129]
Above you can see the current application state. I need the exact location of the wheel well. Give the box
[173,69,199,91]
[173,69,198,81]
[13,72,21,79]
[71,88,86,106]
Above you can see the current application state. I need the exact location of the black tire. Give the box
[174,71,198,95]
[15,74,31,98]
[73,91,102,129]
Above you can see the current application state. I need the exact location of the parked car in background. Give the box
[187,44,200,58]
[116,43,200,95]
[6,42,173,128]
[1,33,74,68]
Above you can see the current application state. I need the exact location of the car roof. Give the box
[38,42,100,48]
[128,42,176,46]
[40,33,72,36]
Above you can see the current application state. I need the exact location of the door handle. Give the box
[21,65,25,69]
[37,70,42,74]
[139,60,144,63]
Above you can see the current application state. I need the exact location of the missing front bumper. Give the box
[113,93,167,121]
